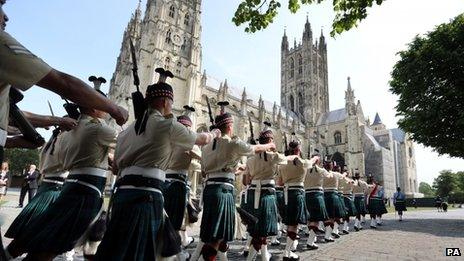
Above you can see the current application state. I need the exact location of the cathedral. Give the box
[108,0,421,198]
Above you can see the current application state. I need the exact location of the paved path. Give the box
[1,192,463,260]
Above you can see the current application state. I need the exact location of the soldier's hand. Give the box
[267,142,276,152]
[211,128,221,138]
[111,106,129,126]
[58,117,78,131]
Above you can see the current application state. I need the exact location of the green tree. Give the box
[432,170,458,198]
[418,182,435,197]
[3,148,40,176]
[455,171,464,192]
[390,14,464,158]
[233,0,385,36]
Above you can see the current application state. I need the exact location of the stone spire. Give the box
[373,112,382,125]
[345,77,356,115]
[281,28,289,52]
[319,28,326,52]
[303,15,313,42]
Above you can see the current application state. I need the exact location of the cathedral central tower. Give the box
[280,17,329,125]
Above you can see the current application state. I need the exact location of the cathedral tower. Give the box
[280,17,329,126]
[109,0,203,124]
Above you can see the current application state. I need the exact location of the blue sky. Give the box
[3,0,463,184]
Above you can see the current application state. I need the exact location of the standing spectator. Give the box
[17,164,39,208]
[0,161,9,201]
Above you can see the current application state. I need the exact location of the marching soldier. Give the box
[278,138,318,260]
[352,170,368,231]
[366,175,387,228]
[196,102,275,261]
[242,123,286,261]
[322,161,346,242]
[5,126,67,240]
[393,187,407,221]
[94,69,220,260]
[164,105,201,260]
[303,153,330,250]
[339,168,357,234]
[7,89,117,261]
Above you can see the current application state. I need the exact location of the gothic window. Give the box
[165,57,171,70]
[298,54,303,75]
[168,5,175,18]
[298,92,304,115]
[184,13,190,26]
[165,29,172,44]
[176,61,182,75]
[289,95,295,113]
[289,58,294,78]
[334,131,342,144]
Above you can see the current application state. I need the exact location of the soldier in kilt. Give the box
[7,90,117,261]
[270,170,285,247]
[164,105,201,260]
[93,69,219,261]
[303,154,330,250]
[376,181,388,226]
[332,165,347,238]
[5,128,68,240]
[338,168,357,234]
[393,187,407,221]
[196,102,276,261]
[366,176,387,229]
[278,139,318,260]
[352,171,368,231]
[322,161,347,242]
[242,124,286,261]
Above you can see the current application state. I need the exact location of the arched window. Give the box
[298,92,304,115]
[165,29,172,44]
[184,13,190,26]
[334,131,342,144]
[168,5,175,18]
[165,57,170,70]
[290,95,295,113]
[289,58,294,78]
[176,61,182,74]
[298,54,303,75]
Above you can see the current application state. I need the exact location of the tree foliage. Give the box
[418,182,435,197]
[233,0,384,36]
[433,170,458,198]
[3,148,40,175]
[390,14,464,158]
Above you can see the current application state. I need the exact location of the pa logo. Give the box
[446,248,461,256]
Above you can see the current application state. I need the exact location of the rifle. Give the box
[129,37,147,128]
[9,88,45,147]
[205,96,215,131]
[283,133,288,155]
[63,99,80,120]
[248,116,256,145]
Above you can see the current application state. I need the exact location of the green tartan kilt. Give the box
[342,194,358,217]
[368,197,388,215]
[338,192,347,217]
[305,191,329,222]
[324,191,345,219]
[244,189,278,237]
[200,184,236,243]
[5,181,63,239]
[283,189,307,226]
[17,175,105,254]
[95,189,164,261]
[163,179,187,230]
[275,188,285,222]
[354,195,367,215]
[395,200,407,212]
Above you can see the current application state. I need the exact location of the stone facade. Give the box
[108,0,420,198]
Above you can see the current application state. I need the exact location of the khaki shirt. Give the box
[168,145,201,171]
[279,157,313,184]
[352,179,369,194]
[324,171,345,189]
[115,109,197,171]
[304,165,330,189]
[59,114,116,170]
[201,135,254,174]
[0,31,52,132]
[39,131,65,175]
[246,152,286,181]
[339,176,354,194]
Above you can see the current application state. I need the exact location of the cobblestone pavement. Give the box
[1,191,463,260]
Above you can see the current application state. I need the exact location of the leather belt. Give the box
[66,179,103,198]
[166,173,187,184]
[120,166,165,181]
